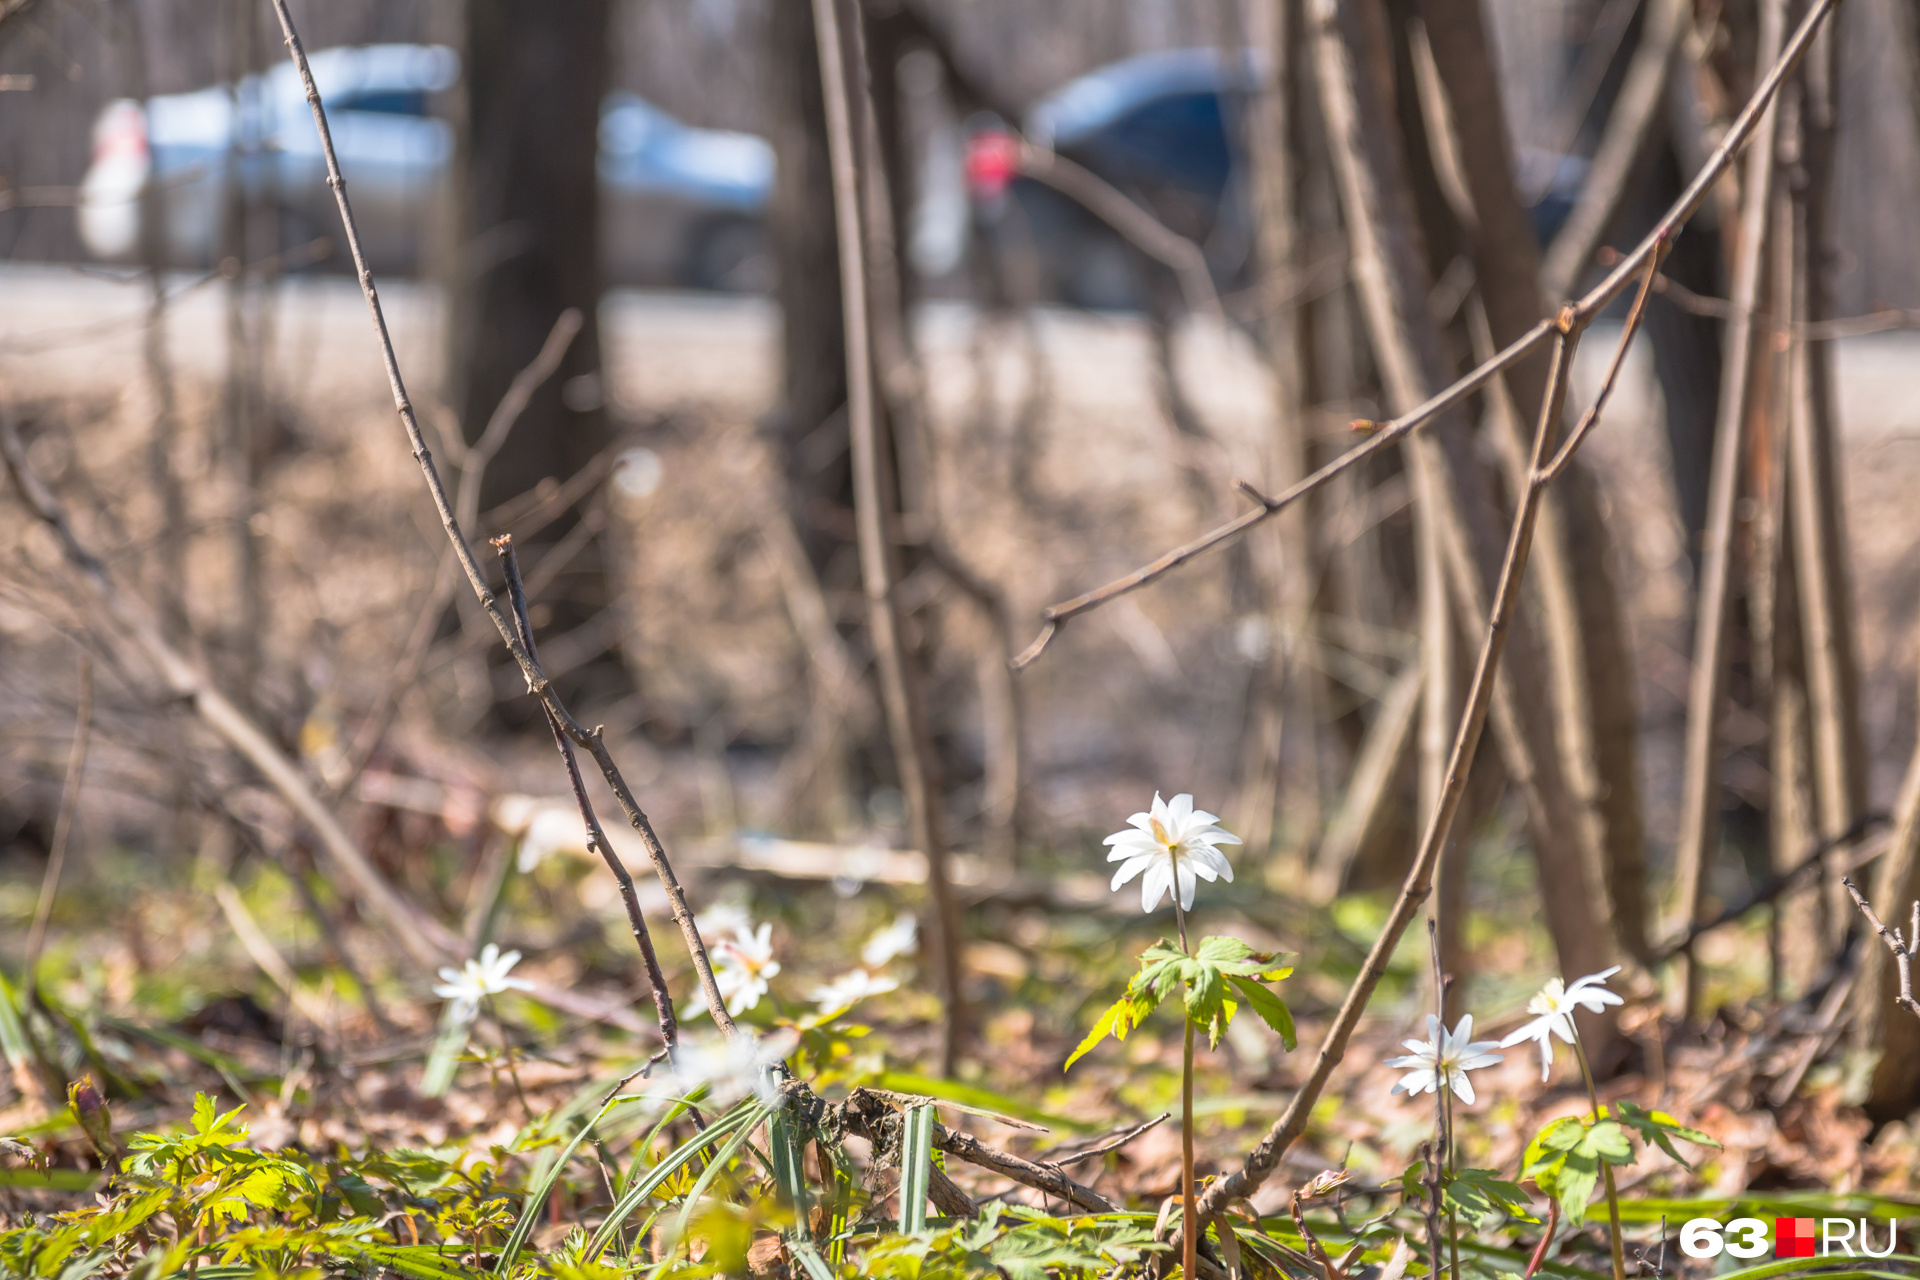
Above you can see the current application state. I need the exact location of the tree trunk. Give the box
[766,0,853,581]
[446,0,612,710]
[1414,0,1649,964]
[1310,0,1617,1036]
[448,1,610,537]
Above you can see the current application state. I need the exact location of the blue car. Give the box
[77,44,774,290]
[969,48,1585,310]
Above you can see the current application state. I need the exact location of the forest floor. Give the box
[2,262,1919,1265]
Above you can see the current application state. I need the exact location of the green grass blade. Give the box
[494,1098,616,1274]
[585,1097,762,1261]
[769,1105,812,1222]
[0,971,37,1084]
[897,1104,934,1235]
[789,1235,839,1280]
[419,1004,472,1098]
[870,1070,1085,1132]
[664,1103,771,1253]
[1714,1258,1920,1280]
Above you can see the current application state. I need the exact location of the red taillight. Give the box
[91,100,148,164]
[965,128,1020,201]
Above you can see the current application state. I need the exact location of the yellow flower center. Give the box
[1150,816,1174,849]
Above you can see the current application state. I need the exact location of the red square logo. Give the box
[1775,1218,1817,1258]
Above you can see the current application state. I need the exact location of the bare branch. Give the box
[23,655,92,987]
[811,0,967,1067]
[1538,246,1665,482]
[1016,142,1223,321]
[1542,0,1691,296]
[1842,877,1920,1022]
[1013,0,1841,668]
[262,0,737,1034]
[494,535,680,1058]
[1672,0,1791,1015]
[1,416,459,971]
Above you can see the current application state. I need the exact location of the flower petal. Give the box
[1141,861,1171,913]
[1111,853,1154,890]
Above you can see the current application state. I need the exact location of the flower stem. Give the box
[1443,1089,1460,1280]
[1170,851,1191,955]
[1572,1034,1625,1280]
[1172,852,1197,1278]
[1182,1013,1197,1280]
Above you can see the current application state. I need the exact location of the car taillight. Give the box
[964,128,1020,201]
[91,100,149,165]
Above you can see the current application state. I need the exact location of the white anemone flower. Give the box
[646,1029,798,1108]
[861,913,919,968]
[433,943,534,1024]
[711,922,781,1017]
[1498,966,1623,1081]
[1384,1014,1504,1104]
[1104,792,1241,913]
[809,969,899,1015]
[695,898,754,941]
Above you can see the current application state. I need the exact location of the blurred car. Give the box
[967,48,1586,311]
[76,44,774,290]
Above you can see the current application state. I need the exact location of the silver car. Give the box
[77,44,774,290]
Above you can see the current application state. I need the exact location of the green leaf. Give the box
[1446,1167,1539,1227]
[1524,1116,1585,1168]
[1575,1119,1633,1165]
[1614,1100,1719,1170]
[1224,975,1296,1051]
[1195,936,1293,979]
[1195,936,1255,967]
[1184,958,1229,1046]
[1543,1152,1599,1228]
[1064,989,1159,1071]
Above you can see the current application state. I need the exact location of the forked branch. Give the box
[262,0,736,1034]
[1013,0,1841,669]
[1178,0,1840,1222]
[1843,877,1920,1022]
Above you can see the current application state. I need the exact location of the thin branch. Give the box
[1181,4,1840,1219]
[1016,142,1223,321]
[331,312,584,803]
[1654,812,1887,960]
[0,422,654,1032]
[931,1123,1118,1215]
[1039,1112,1170,1169]
[1672,0,1790,1016]
[459,309,583,531]
[494,536,679,1058]
[23,655,92,988]
[1013,0,1839,669]
[0,416,460,971]
[1842,877,1920,1022]
[1538,246,1665,482]
[262,0,737,1035]
[811,0,966,1068]
[1541,0,1691,296]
